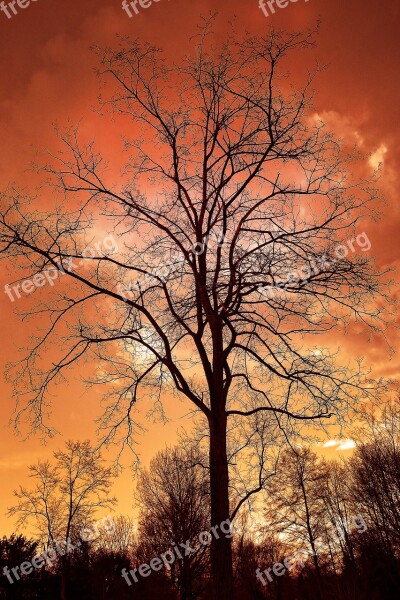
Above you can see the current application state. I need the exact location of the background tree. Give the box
[265,448,328,598]
[8,440,116,600]
[0,535,40,600]
[0,23,387,598]
[136,445,210,600]
[349,396,400,563]
[320,460,359,576]
[349,441,400,563]
[96,514,135,555]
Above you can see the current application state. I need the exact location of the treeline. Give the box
[1,403,400,599]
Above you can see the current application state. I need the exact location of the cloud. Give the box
[337,439,357,451]
[323,440,340,448]
[322,439,357,451]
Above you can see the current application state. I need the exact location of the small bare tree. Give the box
[136,445,210,600]
[320,460,359,575]
[8,440,116,600]
[264,447,330,599]
[96,514,135,555]
[0,23,387,598]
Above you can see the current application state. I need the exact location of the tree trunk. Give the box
[310,543,324,600]
[179,557,193,600]
[60,549,68,600]
[209,413,234,600]
[299,477,324,600]
[60,565,67,600]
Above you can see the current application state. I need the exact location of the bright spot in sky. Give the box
[369,144,388,170]
[323,440,340,448]
[323,439,356,451]
[337,439,357,451]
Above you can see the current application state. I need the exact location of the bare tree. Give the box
[348,440,400,561]
[8,440,116,600]
[96,514,135,555]
[0,22,386,598]
[136,445,210,600]
[320,460,359,575]
[347,396,400,560]
[264,448,329,598]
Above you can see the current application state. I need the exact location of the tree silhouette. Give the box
[8,440,116,600]
[0,535,39,600]
[136,445,210,599]
[0,23,386,598]
[96,515,135,555]
[264,448,328,598]
[320,460,358,575]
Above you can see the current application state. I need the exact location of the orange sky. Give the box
[0,0,399,535]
